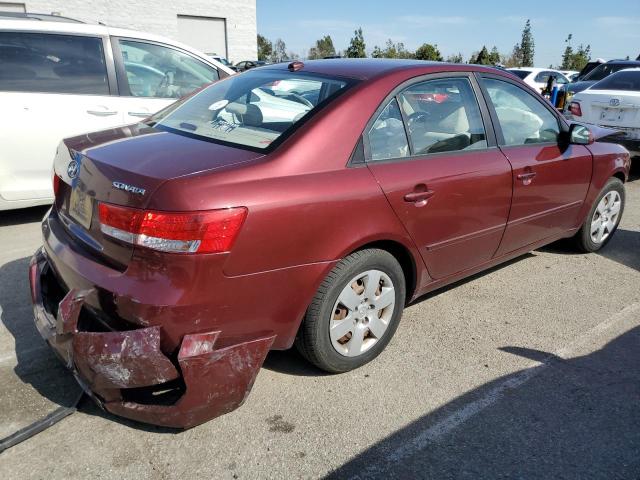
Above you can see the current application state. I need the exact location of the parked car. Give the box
[563,60,640,107]
[207,53,237,72]
[568,68,640,157]
[235,60,267,72]
[507,67,570,92]
[31,59,630,428]
[560,70,579,81]
[574,59,606,81]
[0,16,234,211]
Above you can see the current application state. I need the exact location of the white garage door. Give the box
[176,15,227,58]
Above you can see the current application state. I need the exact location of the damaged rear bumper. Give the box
[29,248,274,428]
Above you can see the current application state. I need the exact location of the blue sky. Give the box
[257,0,639,67]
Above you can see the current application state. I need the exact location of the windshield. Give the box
[508,69,530,80]
[593,70,640,91]
[583,63,634,81]
[149,70,353,151]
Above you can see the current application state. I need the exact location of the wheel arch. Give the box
[351,239,419,304]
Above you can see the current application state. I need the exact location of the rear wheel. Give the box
[295,249,406,373]
[574,177,625,252]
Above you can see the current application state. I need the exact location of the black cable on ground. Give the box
[0,391,84,454]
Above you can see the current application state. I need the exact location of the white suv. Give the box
[0,16,234,211]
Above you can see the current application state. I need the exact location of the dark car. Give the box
[31,59,631,428]
[234,60,267,72]
[564,60,640,103]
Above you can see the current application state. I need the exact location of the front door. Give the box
[478,76,593,256]
[365,75,513,280]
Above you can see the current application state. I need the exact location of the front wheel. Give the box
[295,249,406,373]
[574,177,625,252]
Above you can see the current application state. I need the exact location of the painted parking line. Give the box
[349,302,640,480]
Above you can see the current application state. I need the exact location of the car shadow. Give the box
[0,206,49,227]
[326,326,640,479]
[540,229,640,272]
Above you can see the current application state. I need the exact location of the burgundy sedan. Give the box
[30,60,630,428]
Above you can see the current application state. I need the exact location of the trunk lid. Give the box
[53,124,263,268]
[577,90,640,128]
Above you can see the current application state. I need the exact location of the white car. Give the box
[0,16,235,211]
[560,70,579,81]
[568,68,640,157]
[507,67,571,93]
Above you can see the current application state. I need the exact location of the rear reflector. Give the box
[98,203,247,254]
[53,173,61,197]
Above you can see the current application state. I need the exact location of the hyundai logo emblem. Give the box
[67,160,79,179]
[609,98,620,107]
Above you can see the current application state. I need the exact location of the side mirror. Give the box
[568,123,594,145]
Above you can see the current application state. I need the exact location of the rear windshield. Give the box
[593,70,640,91]
[508,70,530,79]
[149,69,354,151]
[583,63,637,81]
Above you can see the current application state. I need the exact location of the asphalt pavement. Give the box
[0,164,639,479]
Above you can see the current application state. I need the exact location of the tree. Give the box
[370,39,414,59]
[446,52,464,63]
[502,43,523,67]
[415,43,443,61]
[488,46,501,65]
[257,34,272,61]
[345,27,366,58]
[561,34,574,70]
[270,38,287,63]
[560,34,591,71]
[519,19,535,67]
[470,46,491,65]
[308,35,336,59]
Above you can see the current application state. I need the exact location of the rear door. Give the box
[477,74,593,256]
[0,31,121,202]
[365,73,513,280]
[111,37,220,123]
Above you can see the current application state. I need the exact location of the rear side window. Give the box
[150,69,352,151]
[117,39,219,98]
[368,98,409,161]
[483,78,560,146]
[0,32,108,94]
[593,70,640,91]
[397,77,487,155]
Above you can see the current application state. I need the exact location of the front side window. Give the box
[368,98,409,161]
[483,78,560,146]
[149,70,351,150]
[398,77,487,154]
[0,32,108,94]
[118,40,219,98]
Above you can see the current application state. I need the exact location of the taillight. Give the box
[98,203,247,254]
[53,173,61,197]
[569,101,582,117]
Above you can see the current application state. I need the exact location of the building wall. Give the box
[3,0,257,62]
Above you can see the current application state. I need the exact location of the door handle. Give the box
[404,185,435,207]
[87,109,118,116]
[127,111,151,118]
[517,171,537,185]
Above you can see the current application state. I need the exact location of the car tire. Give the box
[295,249,406,373]
[573,177,625,252]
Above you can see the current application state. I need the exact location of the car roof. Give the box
[604,60,640,65]
[0,19,235,75]
[261,58,504,80]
